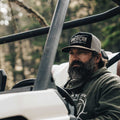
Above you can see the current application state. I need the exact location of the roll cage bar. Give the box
[0,0,120,91]
[0,6,120,44]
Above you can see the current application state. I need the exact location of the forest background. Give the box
[0,0,120,89]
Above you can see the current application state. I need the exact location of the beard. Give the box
[65,57,96,93]
[68,58,95,80]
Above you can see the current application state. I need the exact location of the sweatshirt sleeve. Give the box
[88,76,120,120]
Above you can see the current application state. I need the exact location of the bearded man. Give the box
[62,32,120,120]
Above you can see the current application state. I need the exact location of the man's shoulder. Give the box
[96,68,120,87]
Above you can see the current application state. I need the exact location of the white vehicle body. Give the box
[0,89,69,120]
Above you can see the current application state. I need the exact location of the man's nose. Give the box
[72,54,80,61]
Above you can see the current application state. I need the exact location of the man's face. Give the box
[68,48,96,80]
[69,48,92,65]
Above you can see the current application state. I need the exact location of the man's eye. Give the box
[69,52,73,54]
[77,51,82,54]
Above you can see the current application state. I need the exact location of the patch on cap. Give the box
[70,34,92,48]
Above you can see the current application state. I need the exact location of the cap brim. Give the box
[62,45,96,53]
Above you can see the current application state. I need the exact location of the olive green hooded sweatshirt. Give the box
[76,67,120,120]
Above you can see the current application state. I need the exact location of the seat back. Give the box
[0,69,7,91]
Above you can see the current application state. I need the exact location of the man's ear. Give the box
[95,53,102,64]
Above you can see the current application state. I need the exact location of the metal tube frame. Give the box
[0,6,120,44]
[33,0,70,90]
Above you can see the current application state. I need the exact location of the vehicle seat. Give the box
[117,60,120,76]
[0,69,7,91]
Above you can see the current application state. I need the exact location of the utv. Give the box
[0,0,120,120]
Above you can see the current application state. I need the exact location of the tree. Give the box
[0,0,119,89]
[93,0,119,52]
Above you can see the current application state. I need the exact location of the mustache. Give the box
[70,60,84,68]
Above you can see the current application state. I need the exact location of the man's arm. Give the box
[89,76,120,120]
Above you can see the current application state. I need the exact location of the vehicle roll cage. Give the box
[0,0,120,91]
[0,6,120,44]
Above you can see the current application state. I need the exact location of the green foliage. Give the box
[102,22,120,51]
[31,49,42,59]
[32,35,46,46]
[94,0,116,12]
[87,0,119,52]
[1,0,120,86]
[5,53,16,62]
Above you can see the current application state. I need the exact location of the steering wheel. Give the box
[12,78,35,89]
[56,86,77,116]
